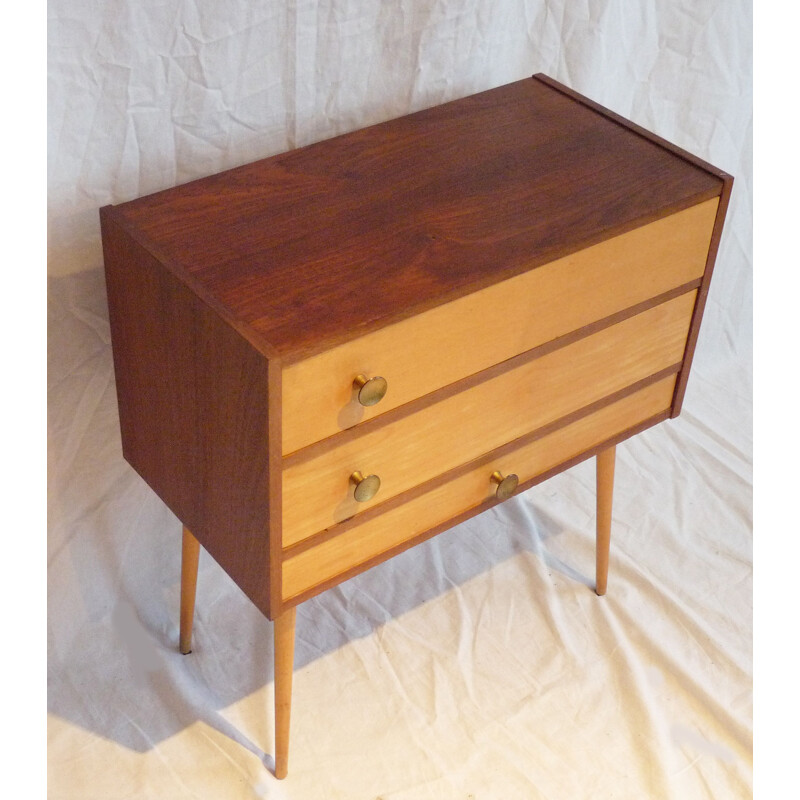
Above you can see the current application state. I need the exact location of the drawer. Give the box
[282,374,678,601]
[281,199,717,455]
[282,291,696,546]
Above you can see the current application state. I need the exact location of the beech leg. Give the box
[595,445,616,596]
[179,526,201,654]
[274,606,297,779]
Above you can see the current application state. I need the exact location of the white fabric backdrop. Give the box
[48,1,752,797]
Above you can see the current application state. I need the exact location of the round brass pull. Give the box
[353,374,388,406]
[490,470,519,501]
[350,471,381,502]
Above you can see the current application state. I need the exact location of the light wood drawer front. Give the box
[282,375,677,601]
[282,291,695,546]
[281,199,717,455]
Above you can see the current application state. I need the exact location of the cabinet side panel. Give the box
[100,208,274,617]
[670,174,734,416]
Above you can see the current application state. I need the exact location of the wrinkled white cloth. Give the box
[47,1,752,797]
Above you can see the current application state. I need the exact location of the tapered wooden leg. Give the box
[596,445,616,596]
[179,526,201,654]
[274,606,297,780]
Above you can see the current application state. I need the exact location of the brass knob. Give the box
[353,374,388,406]
[490,470,518,501]
[350,471,381,502]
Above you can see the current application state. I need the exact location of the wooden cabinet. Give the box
[100,74,732,778]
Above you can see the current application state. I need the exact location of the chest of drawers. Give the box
[100,74,731,778]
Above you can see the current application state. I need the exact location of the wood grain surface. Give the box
[281,292,696,546]
[101,210,277,618]
[281,198,717,454]
[105,77,724,362]
[281,376,677,601]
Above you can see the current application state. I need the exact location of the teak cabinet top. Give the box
[101,74,728,364]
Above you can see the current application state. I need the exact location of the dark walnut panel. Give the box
[106,75,727,362]
[101,211,279,617]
